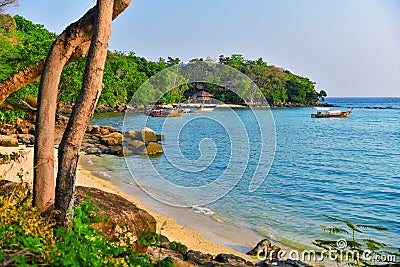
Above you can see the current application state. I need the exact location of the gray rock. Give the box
[122,146,134,156]
[125,130,141,141]
[185,250,213,265]
[211,253,253,267]
[126,139,145,149]
[85,147,102,155]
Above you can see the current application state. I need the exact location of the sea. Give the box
[85,97,400,253]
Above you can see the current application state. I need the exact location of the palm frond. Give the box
[363,239,387,251]
[345,221,362,233]
[357,224,389,232]
[324,215,347,223]
[321,225,350,235]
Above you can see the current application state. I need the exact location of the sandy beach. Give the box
[0,145,250,259]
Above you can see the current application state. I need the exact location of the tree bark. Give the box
[0,0,130,105]
[33,0,130,212]
[55,0,114,225]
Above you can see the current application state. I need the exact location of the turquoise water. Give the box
[90,97,400,250]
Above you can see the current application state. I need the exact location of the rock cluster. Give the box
[147,246,254,267]
[0,120,35,147]
[81,125,164,156]
[123,127,164,156]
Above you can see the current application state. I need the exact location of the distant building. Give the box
[188,90,217,104]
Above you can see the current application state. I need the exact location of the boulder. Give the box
[75,186,156,253]
[126,139,145,149]
[0,137,19,147]
[247,239,271,256]
[87,125,101,135]
[125,130,141,141]
[99,127,110,135]
[101,126,117,133]
[211,253,254,267]
[100,132,123,146]
[145,142,163,155]
[110,146,123,156]
[141,127,159,143]
[123,146,134,156]
[185,250,213,265]
[247,239,280,260]
[85,147,102,155]
[147,247,196,267]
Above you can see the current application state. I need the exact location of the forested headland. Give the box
[1,15,327,112]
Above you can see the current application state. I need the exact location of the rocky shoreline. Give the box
[0,117,164,157]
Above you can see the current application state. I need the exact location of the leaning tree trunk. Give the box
[32,0,130,212]
[55,0,114,225]
[0,0,130,105]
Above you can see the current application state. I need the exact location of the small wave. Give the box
[98,171,112,179]
[191,206,215,216]
[86,157,93,165]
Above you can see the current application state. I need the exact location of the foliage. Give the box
[167,241,187,255]
[0,151,24,165]
[0,109,25,124]
[1,15,323,109]
[0,177,56,265]
[313,215,391,267]
[0,177,173,266]
[50,199,154,267]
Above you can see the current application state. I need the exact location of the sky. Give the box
[9,0,400,97]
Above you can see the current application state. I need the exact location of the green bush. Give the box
[0,177,167,266]
[0,109,25,125]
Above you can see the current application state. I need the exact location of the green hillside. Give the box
[0,15,326,111]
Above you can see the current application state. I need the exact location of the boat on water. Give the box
[147,108,182,117]
[311,107,353,118]
[178,103,217,112]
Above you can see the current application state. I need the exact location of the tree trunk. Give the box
[0,0,131,105]
[55,0,114,225]
[32,0,130,212]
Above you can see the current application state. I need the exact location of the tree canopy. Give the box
[0,15,324,109]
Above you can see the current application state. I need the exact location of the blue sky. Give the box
[10,0,400,97]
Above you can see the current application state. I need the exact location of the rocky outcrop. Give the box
[185,250,214,265]
[75,186,156,253]
[0,120,36,146]
[122,127,164,156]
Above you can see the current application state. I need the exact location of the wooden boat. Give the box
[148,108,182,117]
[182,106,203,113]
[311,107,353,118]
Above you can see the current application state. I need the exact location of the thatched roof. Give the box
[191,90,213,100]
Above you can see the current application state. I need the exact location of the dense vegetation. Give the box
[0,178,173,266]
[0,15,327,111]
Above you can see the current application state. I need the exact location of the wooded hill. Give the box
[0,15,326,111]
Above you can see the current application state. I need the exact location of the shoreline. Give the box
[0,145,253,259]
[0,145,322,265]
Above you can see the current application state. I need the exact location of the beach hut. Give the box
[189,90,214,104]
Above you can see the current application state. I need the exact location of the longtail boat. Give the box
[311,107,353,118]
